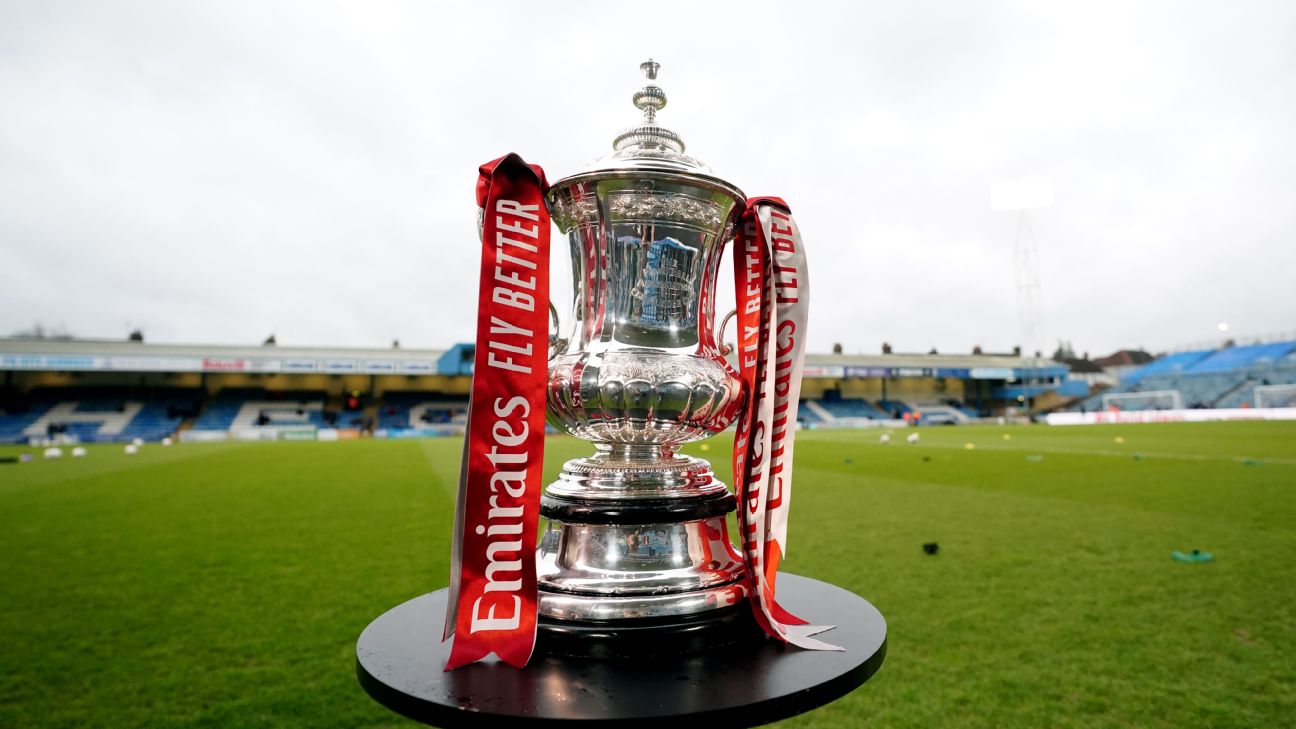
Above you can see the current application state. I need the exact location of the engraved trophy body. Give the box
[537,61,750,631]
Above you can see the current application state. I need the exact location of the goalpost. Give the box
[1254,384,1296,409]
[1101,389,1184,412]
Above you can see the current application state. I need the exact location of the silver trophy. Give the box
[538,60,751,639]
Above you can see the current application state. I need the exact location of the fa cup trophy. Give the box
[537,59,748,636]
[441,59,842,670]
[358,59,887,727]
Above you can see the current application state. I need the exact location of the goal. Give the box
[1101,389,1184,412]
[1253,384,1296,409]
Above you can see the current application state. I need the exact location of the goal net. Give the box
[1254,384,1296,409]
[1101,389,1184,412]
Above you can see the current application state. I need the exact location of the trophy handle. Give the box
[548,301,566,359]
[717,308,737,356]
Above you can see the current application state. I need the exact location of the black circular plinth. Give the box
[536,601,759,658]
[540,491,736,525]
[356,574,886,728]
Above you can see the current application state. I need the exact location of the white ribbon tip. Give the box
[784,624,845,652]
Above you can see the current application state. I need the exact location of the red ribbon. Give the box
[445,160,834,667]
[732,198,840,650]
[443,154,550,669]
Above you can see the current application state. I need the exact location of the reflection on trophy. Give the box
[538,59,750,637]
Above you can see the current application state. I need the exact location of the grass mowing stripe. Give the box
[416,439,465,504]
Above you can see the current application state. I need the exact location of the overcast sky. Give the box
[2,1,1293,357]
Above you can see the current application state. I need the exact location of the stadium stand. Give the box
[1076,340,1296,411]
[0,405,50,443]
[798,400,826,424]
[797,396,978,425]
[13,336,1290,439]
[191,389,327,432]
[0,387,199,443]
[118,402,187,442]
[331,409,367,429]
[1216,348,1296,408]
[877,400,912,418]
[377,392,468,431]
[817,398,888,420]
[0,337,1121,436]
[1186,341,1296,373]
[4,382,1000,441]
[904,402,973,424]
[1122,350,1213,383]
[191,389,257,431]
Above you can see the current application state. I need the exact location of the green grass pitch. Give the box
[2,422,1294,728]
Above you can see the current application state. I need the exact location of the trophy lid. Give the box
[550,59,745,202]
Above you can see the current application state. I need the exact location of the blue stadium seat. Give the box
[877,400,911,418]
[798,401,824,423]
[0,405,52,444]
[191,389,327,432]
[1216,365,1296,408]
[1123,350,1213,383]
[817,398,887,420]
[1185,341,1296,374]
[117,403,183,442]
[378,392,468,430]
[0,390,192,443]
[1077,341,1296,411]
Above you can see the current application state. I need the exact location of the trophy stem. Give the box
[596,442,673,462]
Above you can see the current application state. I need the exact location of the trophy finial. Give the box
[632,60,667,124]
[615,58,682,152]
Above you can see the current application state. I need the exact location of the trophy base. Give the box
[536,445,747,646]
[536,600,761,658]
[356,574,888,727]
[537,576,747,621]
[536,507,747,624]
